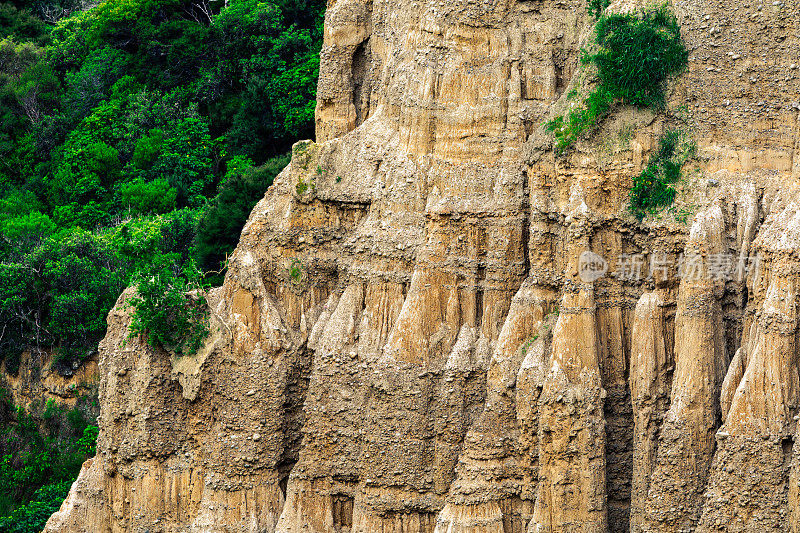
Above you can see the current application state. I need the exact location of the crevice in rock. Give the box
[499,497,530,533]
[552,51,565,96]
[333,494,354,531]
[522,169,531,276]
[379,510,437,533]
[722,298,745,374]
[605,384,633,533]
[352,39,371,127]
[551,48,571,98]
[277,346,313,484]
[475,283,484,330]
[279,474,289,500]
[784,436,795,468]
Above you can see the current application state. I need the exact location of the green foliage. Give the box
[0,189,40,218]
[56,46,130,131]
[45,272,115,358]
[128,257,209,355]
[295,175,309,195]
[0,4,50,45]
[44,87,214,211]
[546,86,614,154]
[519,335,539,356]
[117,178,177,215]
[0,0,324,514]
[143,115,213,207]
[0,393,98,525]
[45,0,324,161]
[128,259,210,356]
[107,208,199,274]
[587,0,610,19]
[546,4,688,153]
[203,0,323,160]
[0,211,56,256]
[75,424,98,456]
[35,230,128,361]
[629,128,694,219]
[194,153,289,278]
[0,209,200,366]
[289,259,303,283]
[592,6,689,108]
[0,480,72,533]
[131,127,164,170]
[0,39,59,186]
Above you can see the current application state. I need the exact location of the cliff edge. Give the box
[44,0,800,531]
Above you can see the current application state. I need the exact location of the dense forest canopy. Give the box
[0,0,325,528]
[0,0,325,372]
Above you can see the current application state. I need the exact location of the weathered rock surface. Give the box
[44,0,800,531]
[1,350,99,412]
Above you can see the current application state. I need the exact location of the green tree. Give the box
[194,153,289,277]
[0,480,72,533]
[0,0,326,519]
[0,3,50,45]
[0,211,56,256]
[117,178,177,215]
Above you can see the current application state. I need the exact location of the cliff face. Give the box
[44,0,800,531]
[1,351,99,413]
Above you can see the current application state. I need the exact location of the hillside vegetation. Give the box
[0,0,324,528]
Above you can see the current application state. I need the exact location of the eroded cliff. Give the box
[44,0,800,531]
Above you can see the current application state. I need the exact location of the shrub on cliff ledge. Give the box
[546,5,688,152]
[128,258,209,356]
[629,128,695,219]
[592,6,688,107]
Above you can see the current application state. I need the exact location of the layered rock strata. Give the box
[45,0,800,531]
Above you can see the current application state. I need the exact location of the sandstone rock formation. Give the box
[0,350,99,413]
[44,0,800,531]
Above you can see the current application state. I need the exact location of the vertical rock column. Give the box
[629,291,672,533]
[434,280,551,533]
[697,198,800,532]
[315,0,374,142]
[791,434,800,533]
[531,281,608,533]
[643,205,728,531]
[277,284,366,533]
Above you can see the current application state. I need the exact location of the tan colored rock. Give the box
[791,432,800,533]
[531,284,607,533]
[434,280,551,533]
[642,206,729,531]
[629,291,671,533]
[694,197,800,532]
[0,349,99,412]
[43,0,800,530]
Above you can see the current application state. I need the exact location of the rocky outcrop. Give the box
[641,205,729,531]
[45,0,800,531]
[629,291,671,533]
[0,350,99,412]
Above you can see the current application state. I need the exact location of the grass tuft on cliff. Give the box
[546,4,688,153]
[629,128,696,220]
